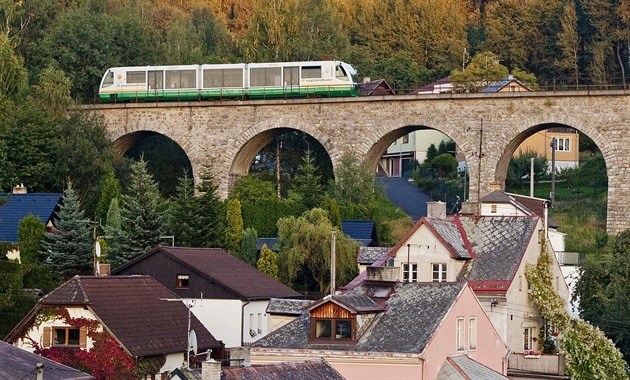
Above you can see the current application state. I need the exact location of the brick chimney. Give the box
[12,183,27,194]
[426,201,446,218]
[202,359,222,380]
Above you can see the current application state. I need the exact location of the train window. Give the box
[166,71,181,88]
[301,66,321,79]
[224,69,243,87]
[126,71,146,84]
[204,69,243,88]
[102,71,114,88]
[180,70,196,88]
[251,67,281,87]
[283,67,299,86]
[336,65,348,80]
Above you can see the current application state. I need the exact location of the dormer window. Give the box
[312,318,353,340]
[177,274,189,288]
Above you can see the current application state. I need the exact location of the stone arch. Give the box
[227,123,334,193]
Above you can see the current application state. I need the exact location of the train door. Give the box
[283,66,299,96]
[148,70,163,97]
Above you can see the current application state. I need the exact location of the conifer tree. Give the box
[292,148,324,210]
[18,214,45,265]
[257,243,279,280]
[167,171,203,247]
[196,167,225,248]
[240,227,258,266]
[224,198,243,255]
[40,183,93,280]
[95,169,122,225]
[114,159,165,268]
[103,198,123,266]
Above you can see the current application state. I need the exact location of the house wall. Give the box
[13,307,99,352]
[268,314,299,333]
[517,130,579,170]
[548,230,566,252]
[250,350,424,380]
[243,300,270,345]
[423,286,507,379]
[189,299,242,348]
[481,203,529,216]
[113,252,238,300]
[391,225,466,282]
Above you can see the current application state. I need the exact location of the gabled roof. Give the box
[266,298,313,315]
[112,246,302,300]
[0,193,61,243]
[460,216,539,293]
[222,358,346,380]
[254,282,465,354]
[308,293,385,314]
[0,340,94,380]
[360,79,395,96]
[508,193,559,229]
[414,77,454,94]
[438,354,509,380]
[341,220,377,246]
[357,246,390,265]
[6,276,223,357]
[482,75,531,93]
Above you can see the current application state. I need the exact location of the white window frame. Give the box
[468,317,477,350]
[402,263,418,282]
[432,263,447,282]
[554,137,571,152]
[456,317,465,351]
[523,327,536,351]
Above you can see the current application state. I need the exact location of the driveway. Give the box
[376,177,432,222]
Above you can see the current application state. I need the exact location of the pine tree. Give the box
[240,227,258,266]
[167,171,204,247]
[103,198,123,266]
[95,170,122,225]
[114,159,165,268]
[196,167,225,248]
[257,243,279,280]
[224,198,243,255]
[292,148,324,210]
[40,183,93,280]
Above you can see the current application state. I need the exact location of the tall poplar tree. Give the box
[113,159,165,268]
[224,198,243,255]
[40,183,93,280]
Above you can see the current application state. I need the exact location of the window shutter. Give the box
[43,327,51,348]
[79,326,88,348]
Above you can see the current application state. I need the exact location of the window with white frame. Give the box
[554,137,571,151]
[456,317,465,350]
[402,263,418,282]
[432,263,447,282]
[523,327,536,350]
[468,317,477,350]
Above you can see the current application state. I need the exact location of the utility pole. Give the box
[330,231,336,295]
[550,138,556,208]
[276,139,281,199]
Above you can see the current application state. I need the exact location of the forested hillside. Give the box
[1,0,629,98]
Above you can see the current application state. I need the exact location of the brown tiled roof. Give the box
[33,276,222,357]
[150,247,302,300]
[221,359,346,380]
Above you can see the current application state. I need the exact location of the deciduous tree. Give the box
[224,198,243,255]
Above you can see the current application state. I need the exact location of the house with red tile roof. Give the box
[5,276,224,378]
[251,278,508,380]
[110,246,303,348]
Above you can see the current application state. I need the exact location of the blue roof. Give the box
[0,193,61,243]
[341,220,377,246]
[257,237,279,251]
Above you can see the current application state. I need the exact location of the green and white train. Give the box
[98,61,359,102]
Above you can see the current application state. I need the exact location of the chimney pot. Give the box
[12,184,27,194]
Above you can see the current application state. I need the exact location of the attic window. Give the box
[177,274,190,288]
[312,318,353,341]
[491,204,497,213]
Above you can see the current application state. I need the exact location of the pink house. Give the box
[251,272,508,379]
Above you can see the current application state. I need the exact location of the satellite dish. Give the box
[94,241,101,258]
[188,329,198,355]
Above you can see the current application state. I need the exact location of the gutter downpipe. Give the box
[241,299,250,346]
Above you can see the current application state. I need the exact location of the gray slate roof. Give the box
[222,359,346,380]
[460,216,538,282]
[254,282,464,354]
[424,218,472,259]
[438,355,509,380]
[266,298,313,315]
[357,246,390,265]
[0,340,94,380]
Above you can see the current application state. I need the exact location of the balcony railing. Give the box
[508,353,566,377]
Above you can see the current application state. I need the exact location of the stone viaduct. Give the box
[85,90,630,234]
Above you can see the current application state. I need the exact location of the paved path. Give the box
[376,177,432,222]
